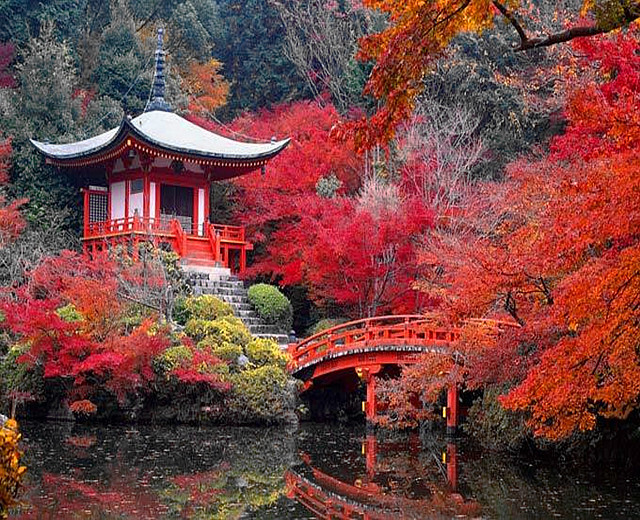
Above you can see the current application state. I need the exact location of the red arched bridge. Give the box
[287,315,465,430]
[287,315,517,431]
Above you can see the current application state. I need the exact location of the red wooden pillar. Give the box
[192,187,199,235]
[446,385,459,436]
[239,245,247,274]
[81,188,90,238]
[143,174,150,221]
[364,434,378,479]
[204,183,210,226]
[124,179,130,220]
[155,181,161,221]
[214,230,222,266]
[364,365,382,423]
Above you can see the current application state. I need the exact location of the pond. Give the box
[7,421,640,519]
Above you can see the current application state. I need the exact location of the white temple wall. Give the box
[150,182,156,219]
[110,181,125,220]
[129,190,143,217]
[198,188,205,235]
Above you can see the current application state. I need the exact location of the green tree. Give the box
[0,23,122,229]
[214,0,309,116]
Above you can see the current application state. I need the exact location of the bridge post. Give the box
[446,442,458,489]
[363,365,382,425]
[446,385,459,436]
[364,434,378,479]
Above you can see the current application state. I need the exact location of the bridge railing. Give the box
[288,315,521,372]
[287,315,462,371]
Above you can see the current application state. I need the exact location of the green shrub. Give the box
[120,303,155,331]
[197,338,243,364]
[465,386,530,452]
[245,338,289,369]
[247,284,293,332]
[155,345,194,373]
[56,304,83,323]
[184,316,251,345]
[174,295,233,326]
[227,365,290,423]
[316,174,342,198]
[0,345,45,405]
[307,317,348,337]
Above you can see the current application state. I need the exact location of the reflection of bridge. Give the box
[285,438,480,519]
[287,315,462,431]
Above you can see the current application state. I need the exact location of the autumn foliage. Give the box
[183,59,229,114]
[346,1,640,149]
[193,101,433,317]
[0,140,25,246]
[0,251,231,416]
[0,419,25,518]
[406,29,640,440]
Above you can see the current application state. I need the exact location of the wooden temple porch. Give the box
[82,214,252,273]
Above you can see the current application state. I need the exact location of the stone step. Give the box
[249,324,286,335]
[241,317,262,325]
[234,309,257,317]
[252,333,291,346]
[217,295,250,304]
[189,279,244,289]
[231,303,253,312]
[184,271,291,342]
[206,287,247,297]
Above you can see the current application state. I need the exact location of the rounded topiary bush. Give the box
[227,365,290,423]
[247,284,293,333]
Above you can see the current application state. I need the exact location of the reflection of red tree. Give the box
[14,472,169,519]
[169,467,228,516]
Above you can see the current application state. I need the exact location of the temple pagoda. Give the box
[31,29,289,273]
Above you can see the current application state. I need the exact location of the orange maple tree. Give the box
[418,30,640,440]
[183,59,229,114]
[346,0,640,149]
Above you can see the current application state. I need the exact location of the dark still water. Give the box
[8,421,640,519]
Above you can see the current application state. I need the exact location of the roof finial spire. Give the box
[145,27,172,113]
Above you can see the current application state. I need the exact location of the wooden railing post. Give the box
[215,230,222,266]
[133,209,141,231]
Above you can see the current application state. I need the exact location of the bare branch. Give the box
[493,0,640,51]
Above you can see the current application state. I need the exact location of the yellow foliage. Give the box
[245,338,289,369]
[0,419,25,518]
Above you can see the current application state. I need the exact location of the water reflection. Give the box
[286,434,479,520]
[11,422,296,519]
[8,421,640,519]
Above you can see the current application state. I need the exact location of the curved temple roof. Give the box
[31,110,290,165]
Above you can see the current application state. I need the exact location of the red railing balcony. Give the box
[82,217,252,273]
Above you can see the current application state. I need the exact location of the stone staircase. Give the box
[186,270,290,345]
